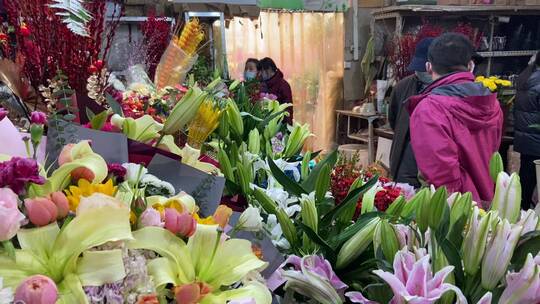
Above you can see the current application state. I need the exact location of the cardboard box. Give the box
[359,0,385,7]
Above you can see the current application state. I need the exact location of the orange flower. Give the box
[213,205,232,229]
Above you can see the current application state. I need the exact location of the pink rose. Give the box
[139,208,164,228]
[0,206,24,241]
[164,208,196,237]
[15,275,58,304]
[0,187,25,241]
[0,187,19,209]
[24,197,58,227]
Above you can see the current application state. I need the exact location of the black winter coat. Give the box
[514,66,540,156]
[389,75,423,187]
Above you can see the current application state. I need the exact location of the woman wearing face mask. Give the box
[244,58,259,81]
[257,57,293,123]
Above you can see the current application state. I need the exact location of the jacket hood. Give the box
[408,72,501,129]
[266,69,285,86]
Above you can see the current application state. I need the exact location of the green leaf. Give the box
[90,110,108,130]
[511,230,540,268]
[258,110,286,130]
[297,222,337,263]
[1,241,15,260]
[438,237,465,287]
[321,175,378,225]
[85,107,96,121]
[330,211,382,246]
[314,164,331,203]
[365,283,393,304]
[302,150,338,193]
[267,157,307,197]
[386,196,405,217]
[106,93,124,116]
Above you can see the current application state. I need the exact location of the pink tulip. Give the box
[174,282,212,304]
[49,191,69,219]
[139,208,163,228]
[14,275,58,304]
[25,197,58,227]
[346,248,467,304]
[30,111,47,125]
[164,208,196,237]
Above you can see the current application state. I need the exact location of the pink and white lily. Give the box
[498,253,540,304]
[345,248,467,304]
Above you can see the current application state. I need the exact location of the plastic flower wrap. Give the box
[155,19,204,89]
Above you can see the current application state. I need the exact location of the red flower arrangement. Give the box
[330,156,406,219]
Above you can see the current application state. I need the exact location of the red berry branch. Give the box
[140,13,172,79]
[4,0,123,94]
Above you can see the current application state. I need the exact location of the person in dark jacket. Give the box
[514,51,540,209]
[389,38,435,188]
[258,57,293,123]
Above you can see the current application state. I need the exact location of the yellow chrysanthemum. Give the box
[65,179,117,211]
[193,213,217,225]
[475,76,485,82]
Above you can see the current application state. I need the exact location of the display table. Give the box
[335,110,384,163]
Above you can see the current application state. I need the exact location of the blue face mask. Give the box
[244,71,257,81]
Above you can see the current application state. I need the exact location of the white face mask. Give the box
[244,71,257,80]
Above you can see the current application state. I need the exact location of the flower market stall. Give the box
[0,1,540,304]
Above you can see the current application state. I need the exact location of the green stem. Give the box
[154,133,165,148]
[23,139,32,158]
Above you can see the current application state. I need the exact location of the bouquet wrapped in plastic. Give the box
[155,19,204,89]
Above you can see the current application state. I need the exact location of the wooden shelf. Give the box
[477,50,538,58]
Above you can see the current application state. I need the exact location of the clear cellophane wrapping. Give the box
[154,42,198,89]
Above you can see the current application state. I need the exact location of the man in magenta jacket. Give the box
[409,33,503,203]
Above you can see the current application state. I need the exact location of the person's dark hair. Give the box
[258,57,278,72]
[428,33,475,75]
[536,50,540,66]
[245,58,259,67]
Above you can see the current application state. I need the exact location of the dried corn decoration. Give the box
[187,97,222,149]
[155,19,205,89]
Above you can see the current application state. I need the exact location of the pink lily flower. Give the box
[498,253,540,304]
[346,248,467,304]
